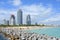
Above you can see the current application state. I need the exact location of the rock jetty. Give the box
[0,28,60,40]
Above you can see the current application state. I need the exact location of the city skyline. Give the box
[0,0,60,25]
[3,9,32,25]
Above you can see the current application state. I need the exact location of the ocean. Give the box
[0,33,7,40]
[26,27,60,38]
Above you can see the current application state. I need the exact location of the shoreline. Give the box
[0,26,60,40]
[0,26,60,30]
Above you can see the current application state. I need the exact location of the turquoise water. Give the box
[27,27,60,38]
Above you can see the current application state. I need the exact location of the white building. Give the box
[10,14,15,25]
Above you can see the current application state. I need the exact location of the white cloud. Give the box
[41,14,60,23]
[12,0,22,6]
[21,4,53,16]
[6,0,22,6]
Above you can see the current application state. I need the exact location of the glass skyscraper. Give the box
[17,9,23,25]
[26,14,31,25]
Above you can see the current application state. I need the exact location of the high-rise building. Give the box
[10,14,15,25]
[3,19,9,25]
[26,14,31,25]
[17,9,23,25]
[7,20,9,25]
[3,19,7,25]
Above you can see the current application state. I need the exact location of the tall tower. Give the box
[17,9,23,25]
[7,20,9,25]
[26,14,31,25]
[10,14,15,25]
[3,19,7,25]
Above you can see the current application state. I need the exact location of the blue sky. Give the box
[0,0,60,25]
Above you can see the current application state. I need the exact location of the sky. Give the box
[0,0,60,25]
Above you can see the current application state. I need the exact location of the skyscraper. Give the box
[7,20,9,25]
[3,19,7,25]
[17,9,23,25]
[26,14,31,25]
[10,14,15,25]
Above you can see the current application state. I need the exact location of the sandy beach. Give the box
[0,26,58,31]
